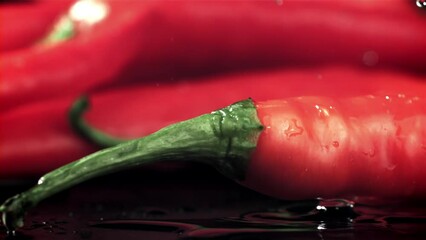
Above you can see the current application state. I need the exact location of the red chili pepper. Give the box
[244,95,426,200]
[2,0,425,112]
[1,91,425,231]
[1,68,425,178]
[0,0,74,52]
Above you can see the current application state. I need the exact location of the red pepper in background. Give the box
[1,0,148,112]
[1,0,426,112]
[1,68,426,179]
[0,0,74,52]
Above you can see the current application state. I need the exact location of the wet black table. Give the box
[1,163,426,240]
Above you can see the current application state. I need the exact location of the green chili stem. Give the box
[70,96,128,147]
[42,16,75,45]
[1,99,263,232]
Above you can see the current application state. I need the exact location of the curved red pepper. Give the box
[1,0,425,112]
[0,0,74,52]
[1,68,425,179]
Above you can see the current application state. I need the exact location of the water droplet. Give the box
[362,148,376,158]
[284,119,304,138]
[417,0,426,8]
[404,96,420,105]
[383,95,392,105]
[317,223,327,230]
[37,177,45,185]
[315,104,331,118]
[316,205,327,211]
[331,198,354,207]
[397,93,406,99]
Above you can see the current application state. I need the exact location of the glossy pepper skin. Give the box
[1,94,426,232]
[0,0,73,52]
[2,68,426,179]
[1,0,148,112]
[244,95,426,200]
[2,0,426,112]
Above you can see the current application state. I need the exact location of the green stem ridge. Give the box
[1,99,263,232]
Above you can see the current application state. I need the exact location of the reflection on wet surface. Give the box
[1,164,426,239]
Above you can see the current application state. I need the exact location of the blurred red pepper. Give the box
[0,0,74,52]
[1,0,425,112]
[1,68,426,179]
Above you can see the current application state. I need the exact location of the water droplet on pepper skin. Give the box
[314,104,331,119]
[332,141,340,148]
[284,119,304,138]
[362,148,376,158]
